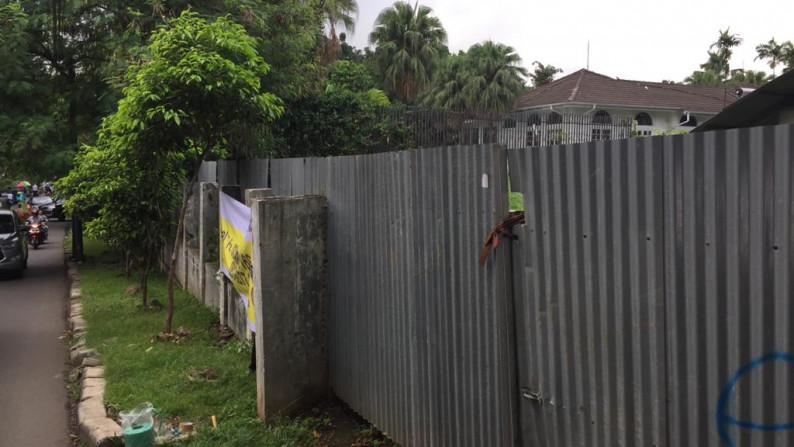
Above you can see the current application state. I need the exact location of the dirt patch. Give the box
[311,398,399,447]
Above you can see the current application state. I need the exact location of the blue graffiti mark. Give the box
[716,351,794,446]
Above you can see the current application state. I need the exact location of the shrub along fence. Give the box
[174,123,793,446]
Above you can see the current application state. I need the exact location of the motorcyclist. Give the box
[26,209,48,241]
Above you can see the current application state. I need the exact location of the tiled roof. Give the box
[515,69,739,114]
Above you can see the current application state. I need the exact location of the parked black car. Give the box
[0,209,28,278]
[30,195,66,221]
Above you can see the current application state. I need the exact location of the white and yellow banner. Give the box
[219,192,256,332]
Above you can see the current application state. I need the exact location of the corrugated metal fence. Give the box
[266,147,518,447]
[194,124,793,446]
[509,124,794,447]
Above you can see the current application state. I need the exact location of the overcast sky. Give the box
[345,0,792,83]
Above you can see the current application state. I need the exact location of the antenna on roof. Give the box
[587,39,590,71]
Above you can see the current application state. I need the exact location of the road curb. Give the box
[67,260,123,447]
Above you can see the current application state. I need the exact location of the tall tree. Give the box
[460,41,528,113]
[1,0,323,180]
[320,0,359,64]
[64,12,284,332]
[684,70,724,86]
[684,28,748,86]
[783,41,794,73]
[423,53,469,109]
[369,1,447,104]
[727,69,772,87]
[529,61,562,87]
[699,51,729,80]
[710,28,742,78]
[755,38,785,75]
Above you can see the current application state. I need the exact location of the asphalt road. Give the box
[0,222,70,446]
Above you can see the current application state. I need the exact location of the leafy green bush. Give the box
[272,89,410,157]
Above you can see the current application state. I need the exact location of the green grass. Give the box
[507,174,525,211]
[508,191,524,211]
[78,240,318,446]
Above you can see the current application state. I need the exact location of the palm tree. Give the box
[320,0,358,64]
[529,61,562,87]
[728,69,772,86]
[460,41,528,114]
[369,1,447,104]
[781,41,794,73]
[711,28,742,54]
[684,70,724,86]
[699,51,729,79]
[709,28,742,79]
[755,38,784,75]
[423,54,469,109]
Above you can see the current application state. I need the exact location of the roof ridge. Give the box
[645,82,732,103]
[614,76,727,93]
[581,69,615,81]
[568,70,586,101]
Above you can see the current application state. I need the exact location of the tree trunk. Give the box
[140,256,151,308]
[124,251,132,278]
[164,160,204,333]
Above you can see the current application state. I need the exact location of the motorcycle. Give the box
[27,223,43,249]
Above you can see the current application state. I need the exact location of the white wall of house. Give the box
[461,105,717,148]
[518,105,714,135]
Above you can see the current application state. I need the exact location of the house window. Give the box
[527,114,542,126]
[548,112,562,124]
[679,114,698,127]
[592,128,612,141]
[635,112,652,126]
[593,110,612,124]
[526,130,541,147]
[504,117,516,128]
[635,130,653,137]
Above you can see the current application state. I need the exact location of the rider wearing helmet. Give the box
[26,209,49,241]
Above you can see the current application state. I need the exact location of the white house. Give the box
[492,69,742,147]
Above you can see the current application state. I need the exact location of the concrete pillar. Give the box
[245,188,272,205]
[243,189,272,340]
[198,182,219,308]
[251,195,328,419]
[217,185,240,326]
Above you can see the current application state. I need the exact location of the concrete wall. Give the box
[203,263,220,310]
[251,195,328,418]
[166,182,247,339]
[186,248,201,299]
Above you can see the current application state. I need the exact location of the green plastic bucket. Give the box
[123,422,155,447]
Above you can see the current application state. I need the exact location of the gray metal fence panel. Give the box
[198,161,217,183]
[512,137,667,447]
[268,145,518,447]
[217,160,237,186]
[238,159,269,191]
[511,124,794,447]
[663,126,793,447]
[268,158,298,196]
